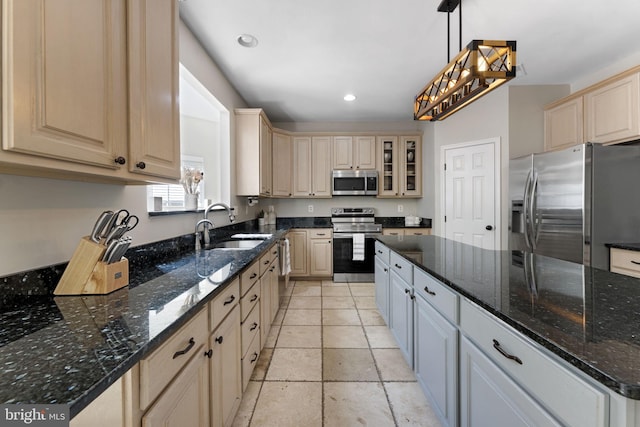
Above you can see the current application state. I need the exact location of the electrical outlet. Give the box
[308,205,314,213]
[398,204,404,213]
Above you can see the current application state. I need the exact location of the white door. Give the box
[443,140,498,249]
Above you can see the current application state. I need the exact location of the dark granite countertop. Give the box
[606,243,640,252]
[377,217,432,228]
[378,235,640,400]
[0,220,295,418]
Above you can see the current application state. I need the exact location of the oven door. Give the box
[332,233,378,282]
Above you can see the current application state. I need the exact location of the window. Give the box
[147,64,230,212]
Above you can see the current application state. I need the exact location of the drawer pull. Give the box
[250,294,258,302]
[317,233,326,236]
[384,268,388,272]
[223,295,236,306]
[215,336,224,344]
[204,349,213,358]
[173,337,195,359]
[377,250,383,254]
[264,260,270,265]
[395,264,402,269]
[423,286,436,296]
[270,266,276,272]
[250,352,259,363]
[631,260,640,265]
[250,273,258,279]
[492,339,523,365]
[250,322,258,331]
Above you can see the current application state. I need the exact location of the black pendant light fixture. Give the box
[414,0,517,121]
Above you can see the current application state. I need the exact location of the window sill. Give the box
[148,208,204,217]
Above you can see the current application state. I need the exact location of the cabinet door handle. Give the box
[631,260,640,265]
[250,273,258,279]
[423,286,436,296]
[383,268,388,272]
[114,156,126,165]
[377,250,383,254]
[492,339,523,365]
[250,294,258,302]
[204,349,213,358]
[317,233,326,236]
[223,295,236,305]
[250,322,258,331]
[404,288,410,294]
[264,260,270,265]
[250,352,259,363]
[270,266,276,272]
[395,263,402,269]
[173,337,195,359]
[215,336,224,344]
[136,161,146,169]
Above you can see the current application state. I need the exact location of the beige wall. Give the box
[0,21,250,276]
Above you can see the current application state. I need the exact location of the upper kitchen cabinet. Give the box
[376,135,422,197]
[584,69,640,144]
[544,65,640,151]
[544,97,584,152]
[235,109,273,196]
[332,135,376,170]
[272,131,292,197]
[0,0,180,183]
[127,0,181,180]
[292,136,332,198]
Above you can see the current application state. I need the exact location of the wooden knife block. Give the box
[54,236,130,295]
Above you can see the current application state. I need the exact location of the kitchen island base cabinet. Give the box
[374,256,390,325]
[414,294,457,427]
[389,269,413,367]
[459,335,562,427]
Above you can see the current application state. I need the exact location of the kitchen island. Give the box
[376,235,640,427]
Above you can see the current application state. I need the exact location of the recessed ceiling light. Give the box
[343,94,356,102]
[237,34,258,48]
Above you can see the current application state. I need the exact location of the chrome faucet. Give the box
[199,202,236,247]
[195,219,213,251]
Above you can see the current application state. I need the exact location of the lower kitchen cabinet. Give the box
[459,335,561,427]
[389,269,413,367]
[143,347,210,427]
[289,228,333,278]
[414,294,457,427]
[374,256,389,324]
[208,305,242,427]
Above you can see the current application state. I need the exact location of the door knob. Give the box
[486,225,493,231]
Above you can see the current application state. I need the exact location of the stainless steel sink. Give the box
[230,233,273,239]
[212,239,263,250]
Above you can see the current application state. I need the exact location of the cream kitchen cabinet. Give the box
[332,136,376,170]
[383,228,431,236]
[292,136,332,197]
[308,229,333,277]
[259,244,280,346]
[544,97,584,152]
[610,248,640,278]
[1,0,180,183]
[235,108,273,196]
[376,136,422,197]
[585,70,640,144]
[288,230,309,276]
[272,131,292,197]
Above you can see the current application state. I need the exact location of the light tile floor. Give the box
[231,279,442,427]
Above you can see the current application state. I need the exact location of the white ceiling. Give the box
[179,0,640,123]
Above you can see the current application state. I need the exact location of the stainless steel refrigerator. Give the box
[509,142,640,270]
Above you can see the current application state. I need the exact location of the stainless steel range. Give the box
[331,207,382,282]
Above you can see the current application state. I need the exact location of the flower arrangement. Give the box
[180,167,203,194]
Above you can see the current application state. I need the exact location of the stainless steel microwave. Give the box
[332,170,378,196]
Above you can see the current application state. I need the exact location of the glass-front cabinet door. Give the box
[377,136,399,196]
[400,136,422,197]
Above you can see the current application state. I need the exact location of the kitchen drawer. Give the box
[390,251,413,284]
[139,308,209,409]
[240,281,260,322]
[308,229,332,239]
[240,260,260,296]
[241,332,261,392]
[404,228,431,236]
[610,248,640,278]
[382,228,404,236]
[375,241,390,265]
[259,244,276,276]
[210,278,240,331]
[460,299,607,427]
[241,304,260,358]
[414,268,458,324]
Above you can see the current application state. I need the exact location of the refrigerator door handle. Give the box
[522,171,533,250]
[529,172,540,248]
